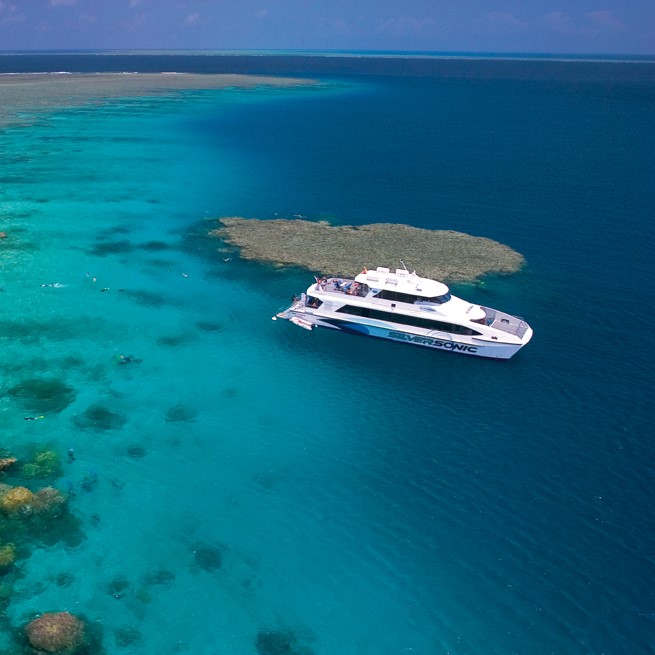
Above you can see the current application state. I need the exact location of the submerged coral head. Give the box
[25,611,85,653]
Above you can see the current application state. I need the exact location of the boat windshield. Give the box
[423,293,451,304]
[375,289,419,303]
[376,289,452,304]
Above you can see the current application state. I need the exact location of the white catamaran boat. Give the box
[274,266,533,359]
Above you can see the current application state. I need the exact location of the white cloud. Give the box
[544,9,626,38]
[0,0,23,25]
[486,11,528,34]
[377,15,440,37]
[583,10,625,34]
[544,10,574,35]
[183,12,200,27]
[323,15,352,36]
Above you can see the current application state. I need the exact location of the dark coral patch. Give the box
[99,225,132,236]
[115,626,143,648]
[141,568,176,586]
[8,377,76,413]
[140,240,171,252]
[191,543,223,572]
[121,289,168,308]
[165,404,197,423]
[55,572,76,587]
[126,446,146,459]
[89,239,134,257]
[194,321,225,332]
[106,575,130,599]
[73,405,126,431]
[157,334,191,347]
[147,258,177,269]
[255,628,315,655]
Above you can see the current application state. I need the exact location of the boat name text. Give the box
[388,331,479,353]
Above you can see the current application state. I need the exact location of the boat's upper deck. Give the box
[313,276,367,298]
[312,267,451,300]
[310,274,484,321]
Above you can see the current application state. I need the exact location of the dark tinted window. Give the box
[375,289,419,303]
[375,290,452,304]
[336,305,480,335]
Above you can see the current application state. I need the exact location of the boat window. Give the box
[336,305,481,335]
[375,289,419,303]
[424,293,452,304]
[306,296,323,308]
[375,289,451,304]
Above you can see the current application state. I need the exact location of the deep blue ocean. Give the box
[0,54,654,654]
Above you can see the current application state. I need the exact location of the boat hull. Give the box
[279,311,529,359]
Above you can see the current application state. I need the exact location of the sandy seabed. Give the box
[0,72,314,126]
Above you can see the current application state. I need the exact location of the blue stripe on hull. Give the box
[318,318,505,358]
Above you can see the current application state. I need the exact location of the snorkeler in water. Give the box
[115,354,142,365]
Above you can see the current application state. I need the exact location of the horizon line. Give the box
[0,48,654,63]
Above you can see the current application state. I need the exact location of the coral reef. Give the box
[24,611,85,653]
[22,450,63,479]
[194,320,225,333]
[190,543,223,572]
[105,575,129,599]
[156,334,191,347]
[0,450,85,651]
[212,217,525,282]
[0,486,35,514]
[0,544,16,569]
[0,580,13,612]
[54,573,75,588]
[114,626,143,648]
[0,458,17,472]
[7,378,76,414]
[126,446,146,459]
[165,404,197,423]
[0,485,65,516]
[1,73,314,130]
[141,568,175,586]
[33,487,67,514]
[73,405,126,431]
[255,628,315,655]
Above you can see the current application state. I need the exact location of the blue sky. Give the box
[0,0,653,55]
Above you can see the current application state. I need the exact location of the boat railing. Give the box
[277,294,307,318]
[482,306,530,339]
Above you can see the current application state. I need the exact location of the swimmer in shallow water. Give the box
[115,354,142,365]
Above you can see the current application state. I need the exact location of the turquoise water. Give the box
[1,65,654,654]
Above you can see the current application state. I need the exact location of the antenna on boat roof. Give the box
[400,260,409,272]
